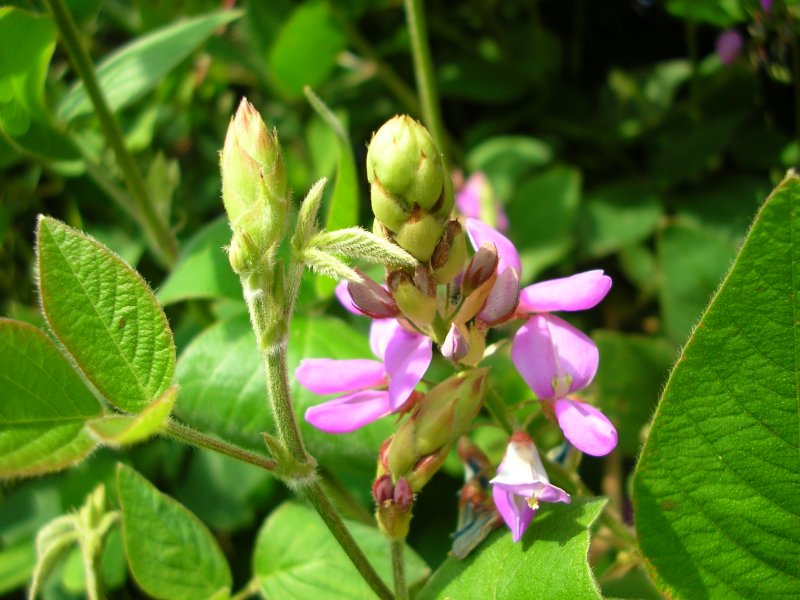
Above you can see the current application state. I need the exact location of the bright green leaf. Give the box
[37,216,175,413]
[268,3,345,98]
[0,319,101,478]
[466,136,553,200]
[58,10,242,121]
[157,216,242,305]
[117,463,232,600]
[254,502,429,599]
[665,0,745,27]
[86,386,176,447]
[418,497,606,599]
[634,174,800,598]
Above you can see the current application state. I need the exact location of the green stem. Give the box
[320,466,374,525]
[79,535,105,600]
[230,577,261,600]
[391,539,409,600]
[262,343,308,461]
[165,421,277,472]
[44,0,178,268]
[403,0,447,158]
[305,481,395,600]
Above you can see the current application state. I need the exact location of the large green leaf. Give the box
[253,502,430,599]
[418,497,606,599]
[117,464,231,600]
[37,216,175,413]
[633,174,800,598]
[0,319,101,478]
[466,135,553,201]
[86,386,176,447]
[58,10,242,121]
[157,216,241,305]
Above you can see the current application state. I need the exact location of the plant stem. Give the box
[391,539,409,600]
[44,0,178,268]
[792,21,800,165]
[403,0,447,157]
[305,481,394,600]
[230,577,261,600]
[165,421,277,472]
[262,344,308,461]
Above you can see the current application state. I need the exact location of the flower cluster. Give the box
[295,114,618,547]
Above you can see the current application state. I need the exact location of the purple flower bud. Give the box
[372,475,394,504]
[761,0,773,15]
[442,323,470,363]
[716,29,743,66]
[461,243,499,297]
[347,270,399,319]
[393,478,414,509]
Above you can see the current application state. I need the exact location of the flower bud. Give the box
[372,475,394,504]
[393,478,414,509]
[394,210,445,262]
[221,98,288,256]
[387,266,437,328]
[477,267,520,327]
[431,220,467,284]
[461,243,498,296]
[441,323,469,363]
[347,269,399,319]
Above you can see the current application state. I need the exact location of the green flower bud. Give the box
[431,220,467,284]
[394,211,445,262]
[221,98,288,257]
[388,266,437,328]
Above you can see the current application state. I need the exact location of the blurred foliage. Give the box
[0,0,795,597]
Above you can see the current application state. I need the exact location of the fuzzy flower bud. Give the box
[221,98,288,261]
[367,116,454,261]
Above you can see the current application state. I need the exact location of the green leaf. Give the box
[37,216,176,413]
[0,319,101,478]
[86,386,176,447]
[0,8,55,135]
[508,165,581,282]
[29,515,79,600]
[665,0,745,27]
[174,314,271,450]
[0,541,36,594]
[418,497,606,599]
[57,10,242,121]
[633,174,800,598]
[580,181,662,258]
[117,463,232,600]
[658,222,738,343]
[253,502,429,599]
[157,216,242,305]
[268,3,345,98]
[466,135,553,201]
[593,332,675,456]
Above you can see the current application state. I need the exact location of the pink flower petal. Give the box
[492,485,535,543]
[456,173,483,218]
[465,218,521,275]
[296,359,387,394]
[511,314,599,399]
[384,330,432,410]
[554,398,618,456]
[305,390,393,433]
[477,267,520,326]
[518,270,612,313]
[369,319,402,360]
[335,281,363,316]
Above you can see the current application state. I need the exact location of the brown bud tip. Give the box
[393,478,414,509]
[348,269,399,318]
[372,475,394,504]
[461,242,498,296]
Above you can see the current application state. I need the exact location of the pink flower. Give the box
[716,29,743,66]
[464,220,617,456]
[491,431,570,542]
[456,173,509,232]
[297,317,432,433]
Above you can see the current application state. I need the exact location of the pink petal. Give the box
[497,481,570,505]
[384,330,432,410]
[492,485,535,543]
[369,319,403,360]
[335,281,363,316]
[296,359,387,394]
[554,398,618,456]
[477,267,520,326]
[305,390,393,433]
[511,314,599,399]
[456,173,483,218]
[518,270,612,314]
[465,218,521,275]
[442,323,469,362]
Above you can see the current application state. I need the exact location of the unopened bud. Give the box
[442,323,470,363]
[431,221,467,284]
[393,478,414,509]
[372,475,394,504]
[459,325,487,367]
[388,266,437,327]
[347,270,399,318]
[227,230,259,275]
[406,448,450,491]
[221,98,288,255]
[476,267,520,327]
[461,243,499,296]
[394,210,445,262]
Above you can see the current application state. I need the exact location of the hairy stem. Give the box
[391,539,409,600]
[44,0,178,268]
[403,0,447,158]
[165,421,277,472]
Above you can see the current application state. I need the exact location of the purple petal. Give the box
[554,399,618,456]
[716,29,743,66]
[369,319,403,360]
[477,267,520,326]
[384,330,432,410]
[442,323,469,362]
[465,218,521,275]
[335,281,363,316]
[305,390,393,433]
[296,359,387,394]
[518,270,612,314]
[511,314,599,399]
[456,173,483,218]
[496,481,571,505]
[492,485,535,543]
